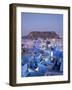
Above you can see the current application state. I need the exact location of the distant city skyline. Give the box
[21,12,63,37]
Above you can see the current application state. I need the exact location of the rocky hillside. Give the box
[22,31,60,39]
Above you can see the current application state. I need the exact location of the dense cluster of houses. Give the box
[22,38,63,51]
[21,38,63,77]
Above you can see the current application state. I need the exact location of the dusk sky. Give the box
[21,12,63,37]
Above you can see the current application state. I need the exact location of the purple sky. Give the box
[21,12,63,37]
